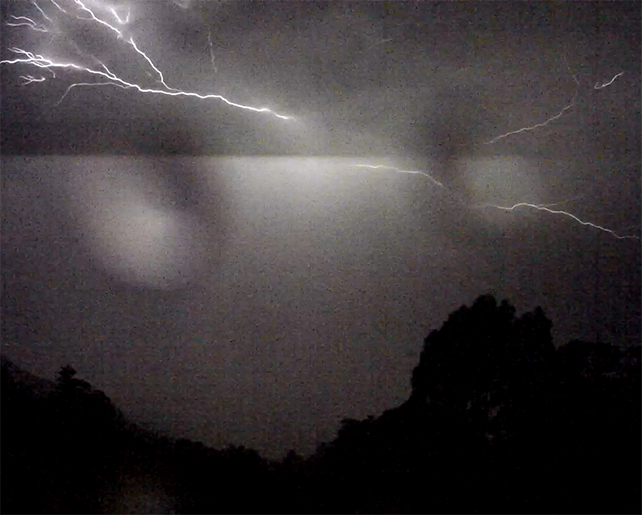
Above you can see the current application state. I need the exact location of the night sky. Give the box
[1,1,640,459]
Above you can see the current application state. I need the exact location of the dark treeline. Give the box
[2,294,640,513]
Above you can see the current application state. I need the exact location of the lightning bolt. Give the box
[531,195,587,209]
[109,6,131,25]
[6,15,50,33]
[478,202,640,240]
[1,0,293,120]
[436,55,635,242]
[69,0,124,37]
[483,53,581,146]
[32,0,54,24]
[349,161,636,241]
[483,100,577,145]
[2,3,636,243]
[207,31,218,74]
[19,74,47,85]
[53,80,130,107]
[594,71,624,90]
[49,0,67,14]
[126,37,176,91]
[349,157,639,241]
[352,164,444,188]
[2,47,292,119]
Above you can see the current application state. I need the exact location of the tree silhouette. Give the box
[410,295,553,422]
[2,294,640,514]
[309,294,639,513]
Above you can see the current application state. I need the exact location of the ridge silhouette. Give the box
[2,294,640,513]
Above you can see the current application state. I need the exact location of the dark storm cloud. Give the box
[2,2,639,156]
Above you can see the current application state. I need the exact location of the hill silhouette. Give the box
[2,294,640,513]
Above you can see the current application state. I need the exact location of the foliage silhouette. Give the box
[1,294,640,513]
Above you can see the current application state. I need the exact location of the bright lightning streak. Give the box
[352,164,444,187]
[126,37,176,91]
[2,48,293,119]
[19,74,47,85]
[595,71,624,90]
[474,56,636,241]
[6,16,50,33]
[484,54,579,146]
[2,3,635,243]
[53,81,129,106]
[534,196,586,208]
[71,0,123,38]
[110,6,130,24]
[352,159,636,242]
[1,0,293,120]
[32,1,54,24]
[483,97,577,145]
[49,0,67,14]
[71,1,172,89]
[207,31,218,74]
[479,202,640,240]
